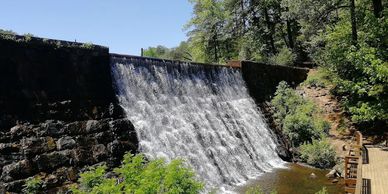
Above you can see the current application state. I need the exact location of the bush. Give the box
[245,185,277,194]
[302,68,332,88]
[315,187,328,194]
[269,47,296,66]
[299,139,336,168]
[271,82,330,147]
[316,10,388,128]
[71,153,204,194]
[81,42,94,49]
[271,81,304,126]
[23,176,43,194]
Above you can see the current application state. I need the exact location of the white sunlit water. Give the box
[111,56,284,192]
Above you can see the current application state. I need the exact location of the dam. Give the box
[0,36,308,193]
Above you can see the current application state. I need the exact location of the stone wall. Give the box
[241,60,309,103]
[0,37,138,193]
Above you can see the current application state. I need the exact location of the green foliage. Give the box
[71,153,204,194]
[245,185,277,194]
[143,42,192,61]
[302,69,332,88]
[0,29,17,40]
[317,7,388,127]
[315,187,329,194]
[271,81,330,147]
[81,42,95,49]
[269,47,296,66]
[23,33,34,42]
[23,176,43,194]
[299,139,336,168]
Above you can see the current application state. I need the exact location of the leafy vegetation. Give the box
[245,185,277,194]
[271,81,336,168]
[271,82,329,146]
[70,153,203,194]
[22,176,43,194]
[299,139,337,169]
[315,187,329,194]
[144,0,387,132]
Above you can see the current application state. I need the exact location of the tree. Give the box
[349,0,358,46]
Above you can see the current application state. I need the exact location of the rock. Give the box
[326,169,337,178]
[39,120,64,136]
[332,178,339,183]
[0,143,20,154]
[33,150,73,171]
[107,140,136,165]
[9,124,34,139]
[310,173,317,179]
[86,119,110,133]
[2,179,26,193]
[56,136,76,150]
[73,148,93,166]
[342,144,347,151]
[1,159,33,182]
[21,137,56,156]
[92,144,107,162]
[64,121,87,135]
[276,146,292,161]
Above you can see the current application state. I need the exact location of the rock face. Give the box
[0,119,137,193]
[0,36,138,193]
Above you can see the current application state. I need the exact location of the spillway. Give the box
[111,56,283,191]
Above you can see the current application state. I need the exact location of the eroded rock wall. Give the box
[0,37,138,193]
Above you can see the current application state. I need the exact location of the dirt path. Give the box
[299,69,353,159]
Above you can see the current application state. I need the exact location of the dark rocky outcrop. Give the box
[0,37,138,193]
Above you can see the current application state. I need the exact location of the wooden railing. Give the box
[345,131,363,194]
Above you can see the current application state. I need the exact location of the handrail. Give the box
[345,131,363,194]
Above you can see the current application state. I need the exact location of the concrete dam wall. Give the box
[0,36,308,192]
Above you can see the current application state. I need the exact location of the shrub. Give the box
[71,153,204,194]
[23,33,34,42]
[23,176,43,194]
[81,42,94,49]
[269,47,296,66]
[0,29,17,40]
[299,139,336,168]
[302,68,332,88]
[271,82,330,147]
[245,185,277,194]
[271,81,304,126]
[315,187,329,194]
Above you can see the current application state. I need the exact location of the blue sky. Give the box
[0,1,193,55]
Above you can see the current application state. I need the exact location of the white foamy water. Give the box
[111,56,283,192]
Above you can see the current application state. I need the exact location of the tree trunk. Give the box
[349,0,358,46]
[372,0,383,18]
[286,20,294,49]
[264,7,277,54]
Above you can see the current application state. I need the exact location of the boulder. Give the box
[38,120,64,137]
[92,144,107,162]
[33,150,73,171]
[56,136,76,150]
[310,172,317,179]
[1,159,33,182]
[326,169,337,178]
[21,137,56,157]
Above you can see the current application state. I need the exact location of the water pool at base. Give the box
[236,163,344,194]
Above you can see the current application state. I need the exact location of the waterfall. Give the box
[111,56,283,191]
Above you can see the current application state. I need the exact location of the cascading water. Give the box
[111,56,283,191]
